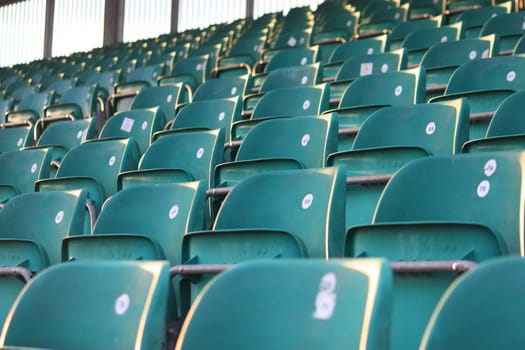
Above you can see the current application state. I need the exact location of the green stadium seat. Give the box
[358,4,409,37]
[480,12,525,55]
[35,138,140,213]
[452,3,511,38]
[463,90,525,152]
[0,149,52,204]
[420,256,525,350]
[0,189,90,271]
[329,49,407,106]
[327,66,426,150]
[0,124,34,153]
[232,84,329,141]
[430,55,525,140]
[346,152,523,349]
[130,84,187,121]
[43,85,99,122]
[63,182,207,266]
[192,75,252,101]
[401,22,463,67]
[0,261,171,350]
[421,35,498,101]
[118,128,224,190]
[99,108,165,155]
[323,34,390,81]
[328,98,469,232]
[213,35,267,77]
[0,98,14,123]
[181,167,346,309]
[46,78,77,97]
[160,55,209,96]
[176,258,393,350]
[389,17,442,50]
[244,63,322,114]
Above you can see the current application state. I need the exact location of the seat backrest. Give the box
[94,182,207,264]
[252,84,329,119]
[373,152,525,254]
[138,128,224,182]
[15,91,55,119]
[214,166,346,257]
[272,29,312,49]
[353,99,469,155]
[0,261,170,350]
[177,258,393,350]
[236,114,337,168]
[130,84,185,121]
[339,66,425,108]
[0,149,52,194]
[58,85,98,119]
[260,63,321,92]
[85,70,121,96]
[100,108,165,155]
[485,90,525,137]
[445,56,525,95]
[389,18,441,46]
[171,55,208,86]
[125,64,164,85]
[329,34,389,63]
[36,119,96,150]
[335,49,406,82]
[46,78,77,97]
[420,256,525,350]
[480,12,525,52]
[170,96,241,141]
[421,35,497,72]
[265,47,318,72]
[0,189,89,266]
[455,5,510,38]
[192,75,251,101]
[56,138,140,197]
[402,23,462,51]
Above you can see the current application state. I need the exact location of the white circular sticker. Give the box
[218,111,225,121]
[76,130,83,139]
[299,37,305,44]
[394,85,403,96]
[152,72,158,78]
[484,159,497,177]
[367,47,374,54]
[55,210,64,224]
[141,121,148,130]
[301,76,308,85]
[127,67,132,73]
[302,100,311,110]
[507,71,516,82]
[196,63,203,71]
[109,78,114,83]
[196,147,204,159]
[394,12,400,19]
[301,134,311,147]
[166,94,173,103]
[169,204,180,219]
[300,57,307,65]
[468,51,477,60]
[115,294,130,315]
[491,13,498,17]
[108,155,116,166]
[231,87,237,95]
[440,36,448,43]
[346,20,352,27]
[381,64,389,73]
[320,272,337,292]
[16,138,23,147]
[253,44,259,51]
[302,193,314,210]
[425,121,436,135]
[477,180,491,198]
[30,163,37,173]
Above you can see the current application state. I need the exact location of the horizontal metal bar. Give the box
[346,174,392,185]
[224,140,242,150]
[169,260,477,278]
[205,186,233,198]
[338,127,359,136]
[329,97,341,106]
[322,77,336,83]
[352,29,391,40]
[426,84,446,93]
[470,111,494,121]
[170,264,234,277]
[0,267,33,283]
[391,260,477,273]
